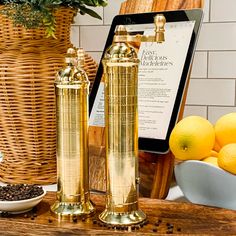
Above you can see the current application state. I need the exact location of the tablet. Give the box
[89,9,203,154]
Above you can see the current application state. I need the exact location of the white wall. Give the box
[71,0,236,124]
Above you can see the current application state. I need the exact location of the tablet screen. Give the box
[89,10,203,154]
[138,21,195,140]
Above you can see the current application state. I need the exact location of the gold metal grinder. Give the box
[99,14,166,225]
[51,48,95,220]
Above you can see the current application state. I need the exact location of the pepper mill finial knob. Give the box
[154,14,166,43]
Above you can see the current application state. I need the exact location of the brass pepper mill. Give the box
[51,48,95,220]
[99,14,166,226]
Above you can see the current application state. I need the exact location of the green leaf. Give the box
[0,0,108,37]
[79,5,102,20]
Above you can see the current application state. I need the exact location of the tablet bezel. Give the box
[89,9,203,154]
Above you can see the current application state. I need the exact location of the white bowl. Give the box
[174,160,236,210]
[0,189,46,214]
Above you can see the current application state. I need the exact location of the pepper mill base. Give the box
[99,208,146,225]
[51,201,95,220]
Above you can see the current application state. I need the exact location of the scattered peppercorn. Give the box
[177,227,181,232]
[48,218,53,223]
[152,227,158,232]
[98,221,103,226]
[92,219,97,224]
[143,219,149,225]
[166,230,173,234]
[72,215,78,223]
[0,212,9,217]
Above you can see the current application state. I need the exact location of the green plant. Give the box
[0,0,107,38]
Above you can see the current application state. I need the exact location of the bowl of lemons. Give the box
[174,160,236,210]
[170,113,236,210]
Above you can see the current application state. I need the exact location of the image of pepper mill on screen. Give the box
[99,14,166,226]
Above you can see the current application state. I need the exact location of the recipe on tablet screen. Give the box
[89,21,195,141]
[138,21,195,140]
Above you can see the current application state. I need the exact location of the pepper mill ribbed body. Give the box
[51,48,95,220]
[99,29,146,225]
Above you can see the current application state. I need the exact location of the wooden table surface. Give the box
[0,192,235,235]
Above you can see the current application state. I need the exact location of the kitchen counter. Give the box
[0,191,235,235]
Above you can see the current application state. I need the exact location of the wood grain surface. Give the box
[0,192,235,235]
[120,0,204,14]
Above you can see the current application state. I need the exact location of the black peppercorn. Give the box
[0,184,44,201]
[166,230,173,234]
[152,227,158,232]
[92,219,97,224]
[167,223,173,228]
[144,219,149,225]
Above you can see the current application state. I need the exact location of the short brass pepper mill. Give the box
[99,14,166,226]
[51,48,95,220]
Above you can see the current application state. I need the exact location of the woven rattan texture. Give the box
[0,6,76,44]
[0,42,97,184]
[0,7,98,184]
[0,42,62,184]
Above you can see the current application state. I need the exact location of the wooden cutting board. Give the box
[0,192,235,235]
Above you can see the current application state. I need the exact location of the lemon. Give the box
[218,143,236,175]
[215,113,236,148]
[213,140,221,152]
[207,150,218,158]
[202,156,219,167]
[169,116,215,161]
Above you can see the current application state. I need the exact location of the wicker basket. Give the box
[0,6,76,44]
[0,7,98,184]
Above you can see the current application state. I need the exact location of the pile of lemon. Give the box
[169,113,236,175]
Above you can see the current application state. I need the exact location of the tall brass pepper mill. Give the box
[51,48,95,220]
[99,14,166,225]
